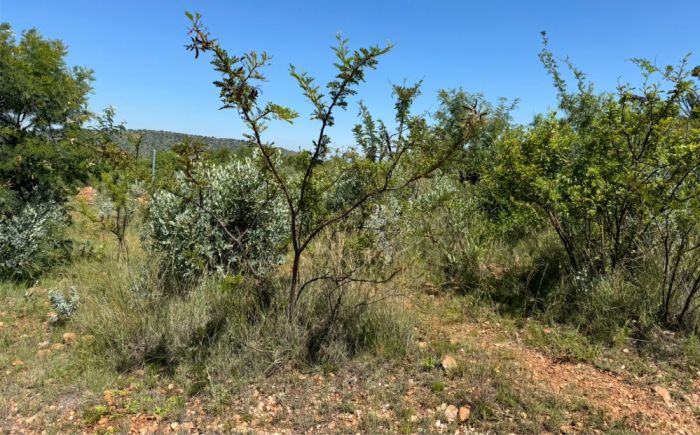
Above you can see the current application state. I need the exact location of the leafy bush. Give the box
[457,40,700,336]
[147,157,288,280]
[0,201,70,280]
[400,176,504,293]
[483,44,699,279]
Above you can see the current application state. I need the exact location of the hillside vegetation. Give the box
[118,129,248,156]
[1,15,700,434]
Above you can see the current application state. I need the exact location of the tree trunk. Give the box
[288,250,301,320]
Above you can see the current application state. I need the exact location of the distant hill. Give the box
[122,129,249,155]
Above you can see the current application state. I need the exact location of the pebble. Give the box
[62,332,77,345]
[458,406,471,422]
[445,405,458,422]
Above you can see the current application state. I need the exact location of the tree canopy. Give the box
[0,23,94,213]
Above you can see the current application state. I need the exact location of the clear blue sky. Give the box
[1,0,698,150]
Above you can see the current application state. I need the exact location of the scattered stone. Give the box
[38,340,50,349]
[418,341,428,349]
[458,406,471,422]
[170,422,179,430]
[62,332,77,345]
[622,348,629,354]
[0,321,4,328]
[441,355,458,372]
[103,390,114,407]
[11,359,23,367]
[653,385,673,407]
[445,405,458,422]
[50,343,65,351]
[47,312,59,324]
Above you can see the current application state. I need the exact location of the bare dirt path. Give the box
[431,296,700,434]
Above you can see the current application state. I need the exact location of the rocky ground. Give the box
[2,291,699,434]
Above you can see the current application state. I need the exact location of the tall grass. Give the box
[68,225,412,396]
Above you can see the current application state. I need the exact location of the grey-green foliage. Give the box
[48,286,80,323]
[0,201,70,280]
[363,199,402,265]
[147,156,288,280]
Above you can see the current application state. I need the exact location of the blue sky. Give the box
[2,1,698,150]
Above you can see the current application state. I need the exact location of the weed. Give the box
[338,401,355,414]
[83,405,110,425]
[430,380,445,392]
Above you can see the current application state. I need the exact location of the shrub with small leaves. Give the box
[48,287,80,324]
[0,201,71,280]
[147,156,288,280]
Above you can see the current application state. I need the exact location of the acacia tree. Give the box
[0,23,94,214]
[185,12,482,318]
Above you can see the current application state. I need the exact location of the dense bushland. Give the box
[2,14,699,405]
[467,38,700,339]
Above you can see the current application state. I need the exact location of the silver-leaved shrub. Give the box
[48,286,80,324]
[147,157,288,280]
[0,201,71,280]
